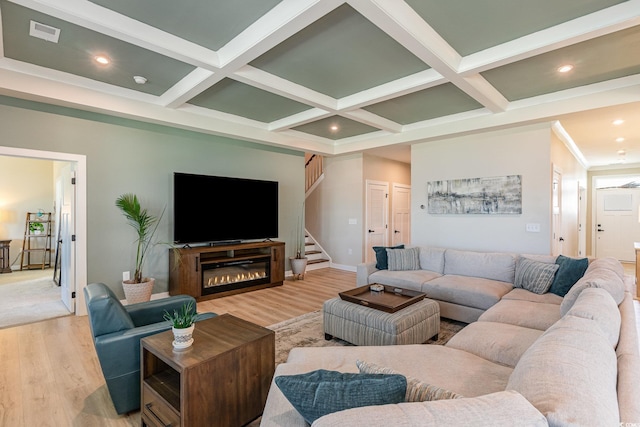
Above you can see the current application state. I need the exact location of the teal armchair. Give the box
[83,282,216,414]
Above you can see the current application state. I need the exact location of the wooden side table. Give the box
[141,314,275,427]
[0,240,11,273]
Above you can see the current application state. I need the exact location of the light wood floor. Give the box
[0,268,356,426]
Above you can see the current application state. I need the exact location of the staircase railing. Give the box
[305,154,323,193]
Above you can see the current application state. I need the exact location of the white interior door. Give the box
[595,188,640,261]
[365,180,389,263]
[57,165,76,312]
[391,183,410,247]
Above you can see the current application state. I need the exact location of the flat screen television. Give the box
[173,172,278,245]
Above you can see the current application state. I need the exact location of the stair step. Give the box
[308,258,330,265]
[305,250,321,255]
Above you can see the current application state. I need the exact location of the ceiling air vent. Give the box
[29,20,60,43]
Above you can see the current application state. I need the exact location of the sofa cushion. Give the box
[478,299,560,331]
[422,275,513,310]
[284,344,514,398]
[274,369,406,424]
[372,244,404,270]
[617,353,640,425]
[507,315,619,427]
[356,360,463,401]
[560,266,625,316]
[549,254,589,297]
[501,288,562,305]
[586,256,624,281]
[445,321,543,368]
[565,287,620,347]
[387,247,420,271]
[368,269,441,292]
[312,390,549,427]
[444,249,516,283]
[514,257,559,295]
[419,247,446,274]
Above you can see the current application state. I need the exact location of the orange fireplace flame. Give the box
[206,271,267,287]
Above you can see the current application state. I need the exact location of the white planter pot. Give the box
[290,257,308,280]
[172,324,195,349]
[122,278,155,304]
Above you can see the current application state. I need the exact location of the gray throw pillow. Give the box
[274,369,406,424]
[386,247,420,271]
[514,257,559,295]
[372,244,404,270]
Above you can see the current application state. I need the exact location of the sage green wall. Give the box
[0,99,304,299]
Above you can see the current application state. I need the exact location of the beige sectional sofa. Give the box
[260,248,640,426]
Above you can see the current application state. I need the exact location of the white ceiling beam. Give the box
[233,65,338,111]
[269,108,333,131]
[351,0,508,113]
[217,0,343,68]
[0,66,338,155]
[460,0,640,74]
[338,69,445,110]
[341,109,402,133]
[159,68,220,108]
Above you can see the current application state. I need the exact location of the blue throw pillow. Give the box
[274,369,407,424]
[549,255,589,297]
[372,244,404,270]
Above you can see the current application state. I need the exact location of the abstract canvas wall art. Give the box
[428,175,522,214]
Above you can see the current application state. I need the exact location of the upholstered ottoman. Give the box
[323,297,440,346]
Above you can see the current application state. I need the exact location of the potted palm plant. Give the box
[163,300,198,349]
[116,193,164,304]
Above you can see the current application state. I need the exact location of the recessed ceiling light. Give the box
[616,137,625,142]
[330,125,339,132]
[94,55,110,65]
[557,64,573,73]
[612,119,624,126]
[133,75,147,85]
[618,149,626,155]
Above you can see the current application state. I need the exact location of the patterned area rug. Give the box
[0,276,70,329]
[267,310,467,365]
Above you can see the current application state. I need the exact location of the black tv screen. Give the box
[173,173,278,244]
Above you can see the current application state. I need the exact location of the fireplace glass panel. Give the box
[202,257,270,295]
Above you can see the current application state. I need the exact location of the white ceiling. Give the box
[0,0,639,168]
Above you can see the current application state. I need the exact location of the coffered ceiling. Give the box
[0,0,639,167]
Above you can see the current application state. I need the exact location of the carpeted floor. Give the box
[0,274,71,329]
[267,310,467,365]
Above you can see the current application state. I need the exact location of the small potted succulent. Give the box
[163,300,198,349]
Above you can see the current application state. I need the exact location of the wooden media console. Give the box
[168,241,285,301]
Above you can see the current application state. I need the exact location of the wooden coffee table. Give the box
[141,314,275,427]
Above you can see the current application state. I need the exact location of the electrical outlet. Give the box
[123,271,130,281]
[348,248,353,255]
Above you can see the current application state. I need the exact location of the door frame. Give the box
[0,146,87,315]
[365,180,389,263]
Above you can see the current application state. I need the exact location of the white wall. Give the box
[551,133,588,257]
[411,124,553,254]
[0,156,54,267]
[306,153,363,267]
